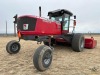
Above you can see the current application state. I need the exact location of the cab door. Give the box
[62,15,70,34]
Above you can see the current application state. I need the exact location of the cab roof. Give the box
[48,9,73,17]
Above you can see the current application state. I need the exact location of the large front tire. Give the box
[33,45,53,71]
[6,40,21,54]
[72,34,84,52]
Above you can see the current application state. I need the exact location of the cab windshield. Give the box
[51,15,70,31]
[51,16,62,22]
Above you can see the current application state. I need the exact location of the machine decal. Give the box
[23,24,29,30]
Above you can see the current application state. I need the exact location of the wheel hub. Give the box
[12,44,18,51]
[43,52,51,65]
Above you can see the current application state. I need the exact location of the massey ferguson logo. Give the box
[23,24,29,30]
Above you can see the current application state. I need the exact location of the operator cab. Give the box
[48,9,73,34]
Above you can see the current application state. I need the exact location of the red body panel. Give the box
[35,17,61,35]
[18,15,61,35]
[84,37,97,49]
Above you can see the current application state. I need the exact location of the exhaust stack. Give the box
[39,6,41,17]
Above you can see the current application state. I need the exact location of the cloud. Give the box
[0,0,100,33]
[75,21,100,33]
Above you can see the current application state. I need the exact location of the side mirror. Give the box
[73,20,76,26]
[74,15,76,19]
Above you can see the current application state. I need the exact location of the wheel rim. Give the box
[43,51,52,65]
[80,38,84,48]
[11,43,19,51]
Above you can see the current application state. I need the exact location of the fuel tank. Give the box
[17,15,61,35]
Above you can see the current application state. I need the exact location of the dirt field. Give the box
[0,35,100,75]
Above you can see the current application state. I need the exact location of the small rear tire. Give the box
[6,40,21,54]
[33,45,53,71]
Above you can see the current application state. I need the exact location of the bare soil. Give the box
[0,35,100,75]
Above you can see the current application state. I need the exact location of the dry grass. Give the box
[0,35,100,75]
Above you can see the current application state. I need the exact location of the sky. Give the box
[0,0,100,33]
